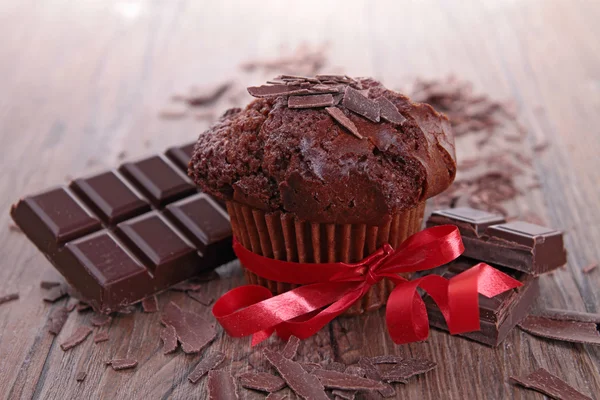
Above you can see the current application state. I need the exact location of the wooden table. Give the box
[1,0,599,399]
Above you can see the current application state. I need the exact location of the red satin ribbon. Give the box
[213,225,522,345]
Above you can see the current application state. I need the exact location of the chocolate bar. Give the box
[426,207,567,275]
[425,258,539,346]
[11,143,235,313]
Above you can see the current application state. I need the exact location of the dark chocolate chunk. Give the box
[427,207,506,237]
[160,325,178,354]
[264,348,329,400]
[90,314,112,327]
[288,94,334,109]
[282,335,300,359]
[425,258,539,346]
[107,359,138,371]
[188,351,226,384]
[312,369,387,391]
[48,307,70,335]
[238,372,286,392]
[70,171,150,225]
[187,290,214,306]
[518,315,600,345]
[325,107,363,139]
[40,281,61,289]
[61,326,93,351]
[43,285,68,303]
[510,368,592,400]
[119,155,196,208]
[379,358,437,383]
[141,296,158,313]
[161,302,217,354]
[342,86,380,122]
[94,332,109,343]
[0,293,19,306]
[376,96,407,125]
[166,143,196,173]
[248,85,310,98]
[207,369,239,399]
[75,371,87,382]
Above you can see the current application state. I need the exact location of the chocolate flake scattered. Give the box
[342,86,380,122]
[186,82,231,106]
[106,359,138,371]
[326,107,363,139]
[534,309,600,324]
[582,263,598,273]
[288,93,334,109]
[48,307,70,335]
[188,351,226,384]
[518,315,600,345]
[141,296,158,313]
[186,290,214,306]
[325,362,347,373]
[0,293,19,306]
[312,369,387,391]
[264,348,329,400]
[299,362,322,373]
[331,365,367,400]
[94,332,109,343]
[43,285,68,303]
[369,355,408,364]
[282,335,301,359]
[358,358,396,397]
[207,369,239,399]
[266,393,289,400]
[248,85,310,98]
[380,358,437,383]
[75,371,87,382]
[510,368,592,400]
[376,96,407,125]
[91,314,112,327]
[238,372,286,393]
[160,325,178,355]
[60,326,93,351]
[40,281,61,289]
[161,302,217,354]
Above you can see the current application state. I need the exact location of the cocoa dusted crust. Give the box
[189,78,456,225]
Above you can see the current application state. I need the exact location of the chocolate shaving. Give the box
[266,393,289,400]
[90,314,112,327]
[282,335,301,359]
[207,369,239,399]
[188,351,226,384]
[325,362,347,373]
[248,85,310,98]
[312,369,387,391]
[186,290,214,306]
[369,355,407,364]
[299,362,322,373]
[358,358,396,397]
[40,281,61,289]
[326,107,363,139]
[518,315,600,345]
[582,263,597,273]
[161,302,217,354]
[0,293,19,306]
[288,94,334,109]
[75,371,87,382]
[342,86,380,122]
[331,365,367,400]
[60,326,93,351]
[376,96,406,125]
[238,372,286,393]
[380,358,437,383]
[534,309,600,324]
[264,348,329,400]
[94,332,109,343]
[141,296,158,313]
[43,285,68,303]
[160,325,178,354]
[106,359,138,371]
[48,307,70,335]
[186,82,231,106]
[510,368,592,400]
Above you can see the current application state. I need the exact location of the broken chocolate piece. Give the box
[161,302,216,354]
[299,362,322,373]
[94,332,109,343]
[160,325,178,355]
[75,371,87,382]
[282,336,300,359]
[312,369,386,391]
[288,94,334,109]
[331,365,367,400]
[376,96,407,125]
[518,315,600,345]
[187,290,214,306]
[380,358,437,383]
[0,293,19,306]
[188,351,226,384]
[141,296,158,313]
[207,369,239,399]
[43,286,68,303]
[510,368,592,400]
[342,86,380,122]
[358,358,396,397]
[427,207,506,237]
[61,326,93,351]
[48,307,70,335]
[107,359,138,371]
[238,372,286,393]
[325,107,363,139]
[90,314,112,327]
[248,85,310,98]
[264,348,329,400]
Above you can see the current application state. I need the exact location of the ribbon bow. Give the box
[213,225,522,345]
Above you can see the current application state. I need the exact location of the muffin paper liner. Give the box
[226,201,426,315]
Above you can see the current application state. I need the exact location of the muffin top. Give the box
[189,75,456,225]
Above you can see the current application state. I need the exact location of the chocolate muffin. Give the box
[189,75,456,314]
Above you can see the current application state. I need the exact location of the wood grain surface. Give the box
[1,0,599,399]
